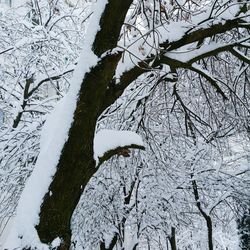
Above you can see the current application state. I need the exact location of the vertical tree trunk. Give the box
[192,179,213,250]
[169,227,177,250]
[206,216,213,250]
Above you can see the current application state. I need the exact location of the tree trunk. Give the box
[206,216,213,250]
[35,1,133,248]
[169,227,177,250]
[36,52,121,248]
[192,179,213,250]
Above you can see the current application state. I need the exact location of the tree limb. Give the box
[97,144,145,167]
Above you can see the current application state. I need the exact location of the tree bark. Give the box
[35,1,133,248]
[36,52,122,249]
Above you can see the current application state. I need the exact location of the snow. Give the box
[2,0,108,249]
[94,129,144,165]
[165,43,226,63]
[51,237,62,248]
[163,21,189,43]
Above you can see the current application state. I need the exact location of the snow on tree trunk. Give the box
[36,0,134,249]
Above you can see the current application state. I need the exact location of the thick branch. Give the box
[186,44,234,65]
[93,0,133,56]
[102,19,250,107]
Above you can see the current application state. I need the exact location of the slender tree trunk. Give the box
[206,216,213,250]
[12,76,33,128]
[192,179,213,250]
[169,227,177,250]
